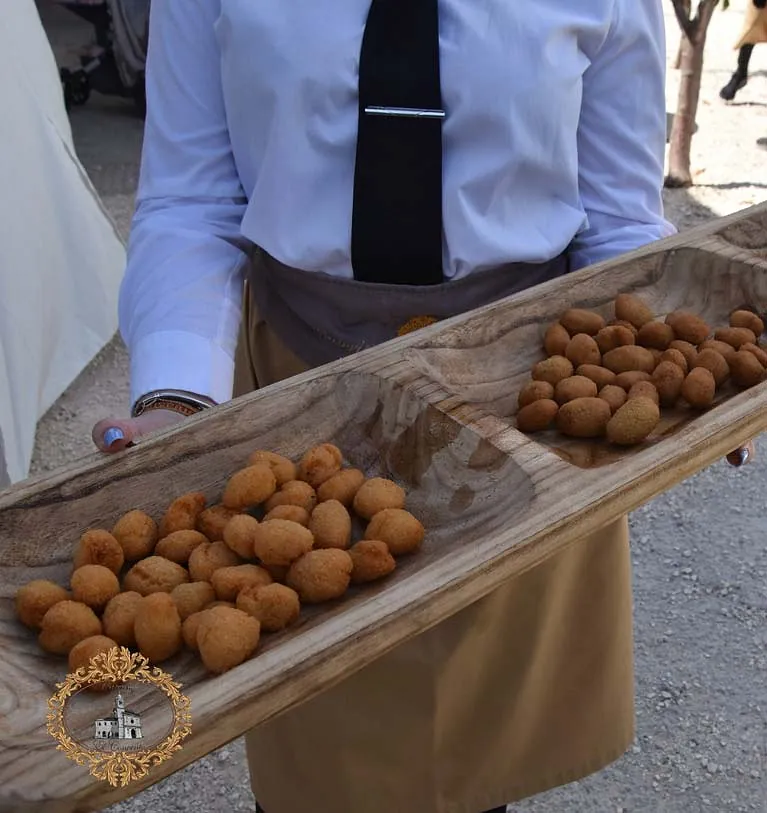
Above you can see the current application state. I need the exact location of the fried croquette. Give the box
[159,492,207,538]
[247,450,297,487]
[531,355,574,386]
[102,591,143,647]
[348,540,397,584]
[251,519,314,567]
[614,293,653,328]
[222,464,277,510]
[38,601,102,655]
[264,480,318,514]
[698,339,736,363]
[363,508,425,556]
[264,504,311,526]
[73,530,124,574]
[517,380,556,409]
[729,350,765,388]
[223,513,260,559]
[594,325,635,355]
[170,582,217,620]
[286,549,353,604]
[123,555,190,595]
[196,606,261,674]
[543,322,570,356]
[155,530,209,564]
[68,635,119,691]
[516,399,559,432]
[714,326,757,349]
[668,340,698,368]
[196,505,240,542]
[598,384,628,414]
[68,635,118,674]
[614,371,652,391]
[660,348,689,374]
[15,580,70,628]
[652,361,685,406]
[730,309,765,336]
[352,477,406,520]
[553,375,598,405]
[309,500,352,549]
[606,397,660,446]
[559,308,605,336]
[134,593,183,663]
[742,342,767,368]
[316,468,366,507]
[236,583,301,632]
[627,381,659,405]
[70,565,120,611]
[576,364,617,390]
[602,345,656,374]
[112,509,158,560]
[211,564,273,601]
[297,443,343,488]
[555,397,611,438]
[564,334,601,367]
[664,311,710,345]
[681,367,716,408]
[188,541,243,582]
[693,348,730,387]
[182,610,206,651]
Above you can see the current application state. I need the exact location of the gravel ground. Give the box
[29,1,767,811]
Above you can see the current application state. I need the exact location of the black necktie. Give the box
[351,0,445,286]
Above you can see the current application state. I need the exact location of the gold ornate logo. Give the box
[46,646,192,787]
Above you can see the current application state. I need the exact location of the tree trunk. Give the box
[672,0,691,68]
[673,40,683,70]
[666,0,718,188]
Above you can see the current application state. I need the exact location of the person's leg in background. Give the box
[720,44,755,101]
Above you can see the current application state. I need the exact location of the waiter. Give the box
[91,1,751,810]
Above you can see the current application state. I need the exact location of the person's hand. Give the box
[92,410,186,453]
[725,440,755,468]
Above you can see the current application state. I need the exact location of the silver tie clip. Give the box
[364,106,446,120]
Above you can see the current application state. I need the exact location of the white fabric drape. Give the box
[0,1,125,484]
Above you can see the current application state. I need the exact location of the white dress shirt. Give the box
[120,0,675,408]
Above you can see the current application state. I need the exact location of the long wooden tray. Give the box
[2,202,767,812]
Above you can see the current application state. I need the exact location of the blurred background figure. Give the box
[0,0,125,484]
[720,0,767,101]
[55,0,149,115]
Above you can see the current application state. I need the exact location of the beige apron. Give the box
[232,254,634,813]
[736,5,767,48]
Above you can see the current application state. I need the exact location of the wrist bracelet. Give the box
[131,389,218,419]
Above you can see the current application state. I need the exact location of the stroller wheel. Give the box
[61,68,91,108]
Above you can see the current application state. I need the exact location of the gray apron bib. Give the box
[246,247,570,367]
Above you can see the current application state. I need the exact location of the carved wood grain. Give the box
[1,201,767,811]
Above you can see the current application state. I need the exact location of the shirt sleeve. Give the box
[119,0,249,410]
[569,0,676,271]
